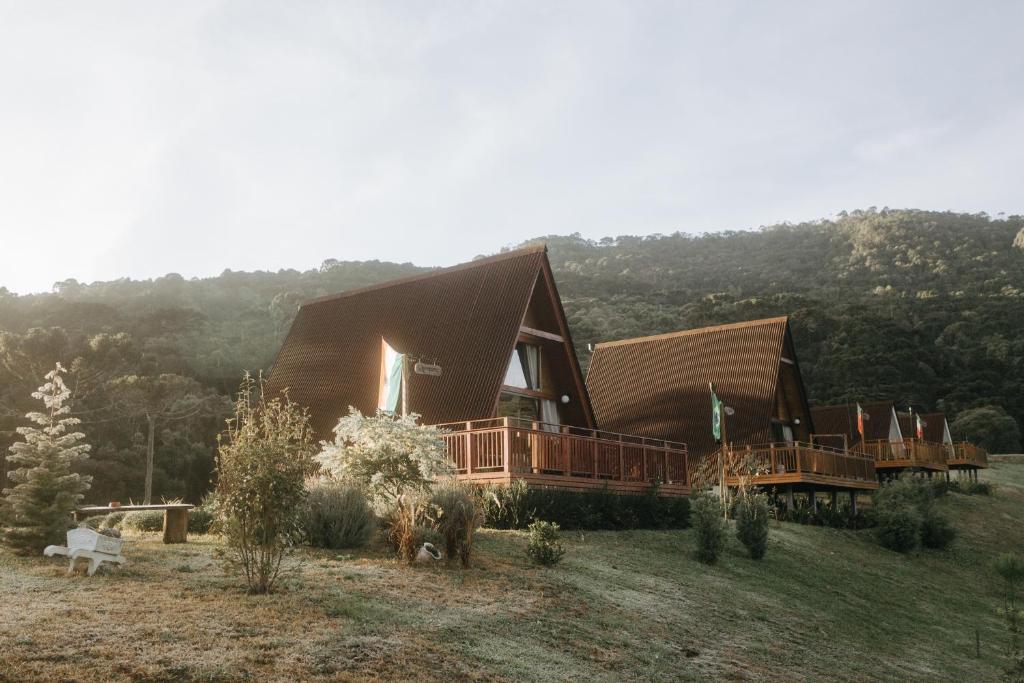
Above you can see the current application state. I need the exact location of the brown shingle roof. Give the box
[266,245,586,437]
[812,401,901,443]
[919,412,949,444]
[810,404,860,444]
[586,317,796,459]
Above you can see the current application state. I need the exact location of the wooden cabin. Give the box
[586,317,877,507]
[267,245,690,496]
[812,402,947,477]
[921,412,988,478]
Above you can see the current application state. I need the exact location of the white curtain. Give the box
[522,344,540,390]
[540,399,560,431]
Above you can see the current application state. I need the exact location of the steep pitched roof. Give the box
[810,404,860,445]
[586,317,803,459]
[919,412,951,444]
[812,401,901,443]
[267,245,593,436]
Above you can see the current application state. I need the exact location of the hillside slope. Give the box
[1,463,1021,681]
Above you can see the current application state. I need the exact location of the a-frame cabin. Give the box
[586,317,877,507]
[268,245,690,495]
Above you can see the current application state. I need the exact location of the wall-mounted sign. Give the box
[414,361,442,377]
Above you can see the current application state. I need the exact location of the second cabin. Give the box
[586,317,878,504]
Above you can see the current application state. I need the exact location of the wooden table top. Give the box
[77,504,194,513]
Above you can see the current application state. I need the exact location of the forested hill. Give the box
[1,209,1022,503]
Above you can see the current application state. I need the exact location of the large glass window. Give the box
[503,342,540,390]
[498,392,540,421]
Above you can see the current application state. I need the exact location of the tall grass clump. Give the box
[735,491,770,560]
[692,495,727,564]
[526,520,565,567]
[428,482,480,567]
[302,478,375,549]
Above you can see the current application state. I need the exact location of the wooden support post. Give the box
[641,447,648,482]
[618,436,624,481]
[809,488,817,513]
[786,486,795,512]
[163,509,188,544]
[849,490,858,515]
[830,490,838,510]
[502,424,512,474]
[465,421,474,475]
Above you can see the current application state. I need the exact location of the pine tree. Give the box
[1,363,92,554]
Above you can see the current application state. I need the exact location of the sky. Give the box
[1,1,1022,294]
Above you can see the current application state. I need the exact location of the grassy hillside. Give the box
[1,463,1021,682]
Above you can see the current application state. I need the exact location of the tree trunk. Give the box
[144,414,155,505]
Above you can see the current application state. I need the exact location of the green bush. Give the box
[301,478,375,549]
[101,511,125,530]
[873,505,921,552]
[526,520,565,567]
[735,492,770,560]
[920,513,956,549]
[479,481,690,531]
[692,495,727,564]
[962,480,993,496]
[121,509,165,532]
[188,508,215,535]
[428,482,480,567]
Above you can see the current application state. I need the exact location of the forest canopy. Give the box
[1,208,1021,502]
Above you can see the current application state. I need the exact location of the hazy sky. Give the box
[1,1,1022,294]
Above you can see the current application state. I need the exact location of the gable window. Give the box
[771,420,794,444]
[503,342,540,390]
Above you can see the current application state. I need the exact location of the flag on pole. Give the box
[710,383,724,442]
[378,338,404,413]
[856,403,866,439]
[916,412,925,439]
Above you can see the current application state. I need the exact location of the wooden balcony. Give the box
[434,417,691,497]
[948,442,989,469]
[723,442,878,490]
[859,438,948,472]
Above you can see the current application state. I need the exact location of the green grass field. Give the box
[1,463,1021,682]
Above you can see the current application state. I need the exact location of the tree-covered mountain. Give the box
[1,208,1022,501]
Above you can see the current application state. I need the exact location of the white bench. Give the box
[44,527,127,576]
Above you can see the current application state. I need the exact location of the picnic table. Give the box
[75,503,194,544]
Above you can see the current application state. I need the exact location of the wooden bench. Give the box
[45,527,127,576]
[75,503,195,544]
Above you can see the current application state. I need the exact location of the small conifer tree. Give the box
[1,363,92,554]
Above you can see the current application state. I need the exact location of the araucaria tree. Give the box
[216,375,316,594]
[1,363,92,554]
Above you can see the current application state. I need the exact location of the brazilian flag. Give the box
[710,383,724,442]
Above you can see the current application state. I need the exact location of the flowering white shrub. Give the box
[317,408,452,505]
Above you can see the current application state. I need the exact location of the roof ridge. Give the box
[594,316,789,349]
[301,244,548,307]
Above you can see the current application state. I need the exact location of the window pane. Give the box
[503,348,529,388]
[498,392,540,421]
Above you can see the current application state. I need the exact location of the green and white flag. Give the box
[710,383,724,442]
[378,338,404,413]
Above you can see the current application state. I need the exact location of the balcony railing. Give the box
[859,438,948,470]
[724,441,877,484]
[433,417,690,488]
[951,442,989,468]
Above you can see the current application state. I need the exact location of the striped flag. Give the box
[856,403,866,439]
[916,412,925,439]
[378,338,404,413]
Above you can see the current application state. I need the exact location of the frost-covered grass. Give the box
[0,463,1020,682]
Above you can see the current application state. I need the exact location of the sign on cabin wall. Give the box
[414,361,442,377]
